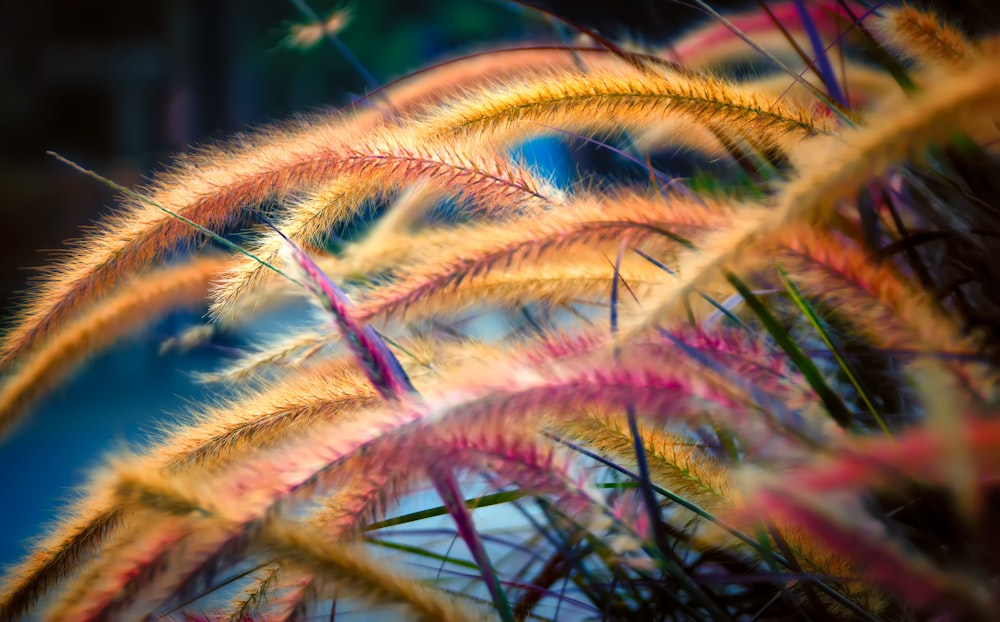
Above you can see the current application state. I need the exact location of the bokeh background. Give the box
[0,0,993,600]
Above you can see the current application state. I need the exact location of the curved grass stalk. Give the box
[352,255,663,327]
[196,330,334,384]
[519,325,822,436]
[364,189,729,270]
[277,139,558,236]
[725,417,1000,616]
[619,53,1000,343]
[150,360,380,473]
[316,188,721,284]
[0,256,228,440]
[363,45,646,113]
[263,526,480,622]
[554,414,737,513]
[227,563,282,621]
[780,234,970,357]
[350,191,730,315]
[875,4,980,69]
[0,471,131,622]
[778,225,996,397]
[210,140,561,318]
[424,64,836,149]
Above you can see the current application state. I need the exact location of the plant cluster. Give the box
[1,1,999,620]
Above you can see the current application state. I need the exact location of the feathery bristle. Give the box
[620,53,1000,342]
[0,256,226,440]
[876,4,980,68]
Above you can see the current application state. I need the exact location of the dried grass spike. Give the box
[621,53,1000,341]
[0,256,227,441]
[876,4,980,68]
[425,65,836,149]
[210,142,560,317]
[265,523,486,622]
[275,225,416,401]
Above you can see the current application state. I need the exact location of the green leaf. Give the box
[777,266,892,436]
[725,270,854,429]
[366,490,526,531]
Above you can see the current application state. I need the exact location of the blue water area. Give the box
[510,136,573,189]
[0,335,222,575]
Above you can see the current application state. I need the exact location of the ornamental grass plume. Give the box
[2,2,1000,620]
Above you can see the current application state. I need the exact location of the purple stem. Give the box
[791,0,847,106]
[264,219,416,402]
[427,464,515,622]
